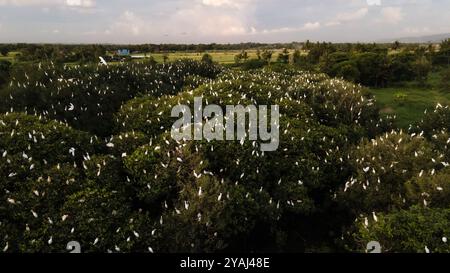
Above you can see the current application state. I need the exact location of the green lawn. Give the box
[134,51,246,64]
[370,72,450,128]
[0,55,14,62]
[130,49,302,64]
[0,51,20,63]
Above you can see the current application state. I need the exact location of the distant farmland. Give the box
[129,49,302,64]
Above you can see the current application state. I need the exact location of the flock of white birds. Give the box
[0,60,449,253]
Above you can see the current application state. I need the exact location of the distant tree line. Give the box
[232,39,450,88]
[1,39,449,88]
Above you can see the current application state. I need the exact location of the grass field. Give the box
[0,52,20,63]
[370,72,450,128]
[130,49,301,64]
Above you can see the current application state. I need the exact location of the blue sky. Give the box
[0,0,449,43]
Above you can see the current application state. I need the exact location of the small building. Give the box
[117,49,130,56]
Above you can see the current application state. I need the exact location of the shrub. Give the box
[350,206,450,253]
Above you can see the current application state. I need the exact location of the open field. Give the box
[0,51,20,63]
[130,49,302,64]
[370,72,450,128]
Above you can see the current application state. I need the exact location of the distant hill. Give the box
[379,33,450,44]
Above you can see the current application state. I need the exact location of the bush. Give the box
[415,105,450,137]
[4,62,445,253]
[115,92,194,137]
[339,132,438,214]
[105,131,149,157]
[387,53,416,83]
[352,52,389,87]
[405,169,450,209]
[0,61,223,136]
[413,57,432,86]
[201,53,213,64]
[332,61,360,82]
[394,92,408,106]
[241,59,267,70]
[0,113,98,167]
[123,136,182,206]
[350,206,450,253]
[0,60,11,87]
[440,68,450,91]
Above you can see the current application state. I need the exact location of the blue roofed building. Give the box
[117,49,130,56]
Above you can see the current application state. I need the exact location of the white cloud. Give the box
[107,1,323,42]
[173,6,249,36]
[261,22,321,34]
[65,0,94,8]
[107,6,251,41]
[322,7,368,29]
[0,0,448,43]
[0,0,60,5]
[303,22,321,31]
[404,26,431,34]
[381,7,404,24]
[0,0,95,8]
[337,8,368,22]
[326,21,341,27]
[367,0,381,6]
[201,0,253,9]
[107,10,143,36]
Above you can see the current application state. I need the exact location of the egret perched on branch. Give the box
[99,57,108,66]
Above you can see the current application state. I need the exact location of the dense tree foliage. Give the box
[0,57,449,253]
[351,206,450,253]
[0,60,222,136]
[0,61,11,88]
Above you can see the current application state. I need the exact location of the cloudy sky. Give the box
[0,0,449,43]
